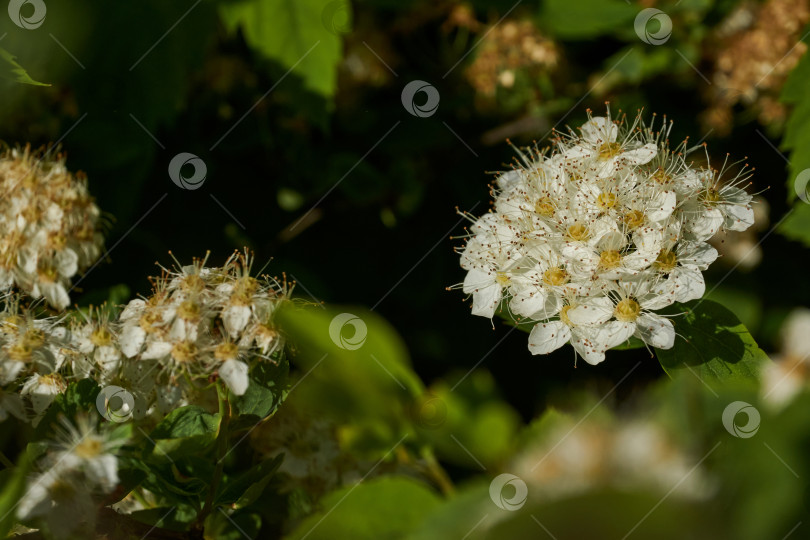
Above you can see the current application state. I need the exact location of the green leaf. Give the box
[219,0,345,99]
[204,509,261,540]
[0,47,48,86]
[540,0,637,40]
[151,406,219,439]
[230,357,289,419]
[0,451,31,538]
[285,476,440,540]
[656,300,770,386]
[779,27,810,245]
[217,455,283,508]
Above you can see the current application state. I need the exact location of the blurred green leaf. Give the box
[286,476,440,540]
[656,300,770,385]
[204,509,262,540]
[0,47,48,86]
[219,0,345,99]
[0,450,30,538]
[151,406,219,439]
[540,0,637,40]
[217,455,283,508]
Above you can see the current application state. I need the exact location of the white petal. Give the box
[528,321,571,355]
[220,359,249,396]
[671,267,705,302]
[723,203,755,231]
[119,325,146,358]
[471,283,502,318]
[568,299,613,326]
[635,313,675,349]
[580,117,617,144]
[55,248,79,278]
[462,268,494,294]
[510,288,548,319]
[621,143,657,165]
[142,340,172,360]
[223,305,252,335]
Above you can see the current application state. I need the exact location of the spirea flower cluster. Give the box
[0,250,292,422]
[0,147,105,310]
[457,110,755,364]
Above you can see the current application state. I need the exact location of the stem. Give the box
[194,381,231,529]
[422,449,454,496]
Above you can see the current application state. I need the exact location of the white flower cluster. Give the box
[458,111,755,364]
[0,147,105,310]
[113,250,291,416]
[0,251,291,422]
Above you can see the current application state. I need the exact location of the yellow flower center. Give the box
[90,327,113,347]
[215,342,239,362]
[171,341,198,363]
[139,311,161,333]
[654,250,678,272]
[598,142,622,160]
[614,298,641,322]
[534,196,555,217]
[543,267,569,286]
[567,223,590,242]
[177,300,201,321]
[181,274,206,294]
[74,438,103,459]
[596,192,618,210]
[495,272,511,287]
[231,277,258,306]
[701,188,721,205]
[652,168,671,185]
[599,250,622,269]
[623,210,645,230]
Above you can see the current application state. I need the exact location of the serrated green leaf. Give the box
[656,300,770,385]
[0,47,48,86]
[219,0,345,99]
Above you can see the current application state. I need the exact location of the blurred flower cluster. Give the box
[704,0,810,134]
[458,110,756,363]
[0,147,104,310]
